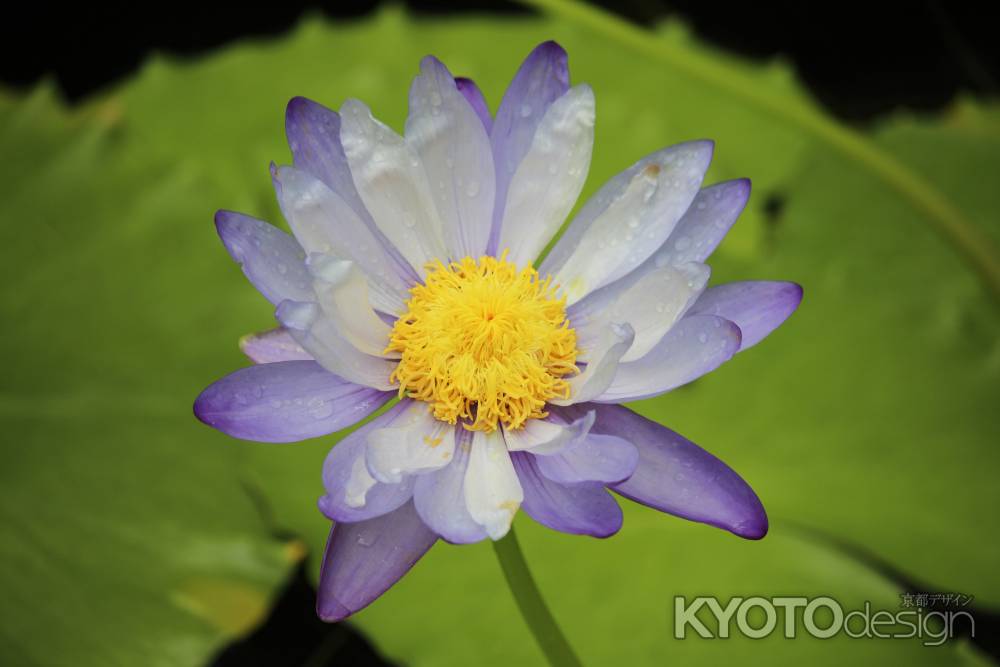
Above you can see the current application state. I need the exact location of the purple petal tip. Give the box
[316,595,353,623]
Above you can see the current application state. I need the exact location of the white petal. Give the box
[570,262,710,363]
[496,85,595,266]
[413,431,488,543]
[345,453,378,508]
[339,99,447,275]
[542,141,713,303]
[551,322,634,406]
[273,165,411,315]
[366,402,457,484]
[306,255,395,357]
[276,300,395,390]
[406,57,496,259]
[502,410,594,455]
[596,315,741,403]
[464,430,523,540]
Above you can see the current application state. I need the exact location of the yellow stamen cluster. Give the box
[387,254,579,432]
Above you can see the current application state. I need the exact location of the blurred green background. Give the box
[2,2,999,665]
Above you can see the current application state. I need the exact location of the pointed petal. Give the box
[511,452,623,538]
[580,403,767,539]
[276,300,395,390]
[239,328,311,364]
[316,500,437,622]
[495,85,595,265]
[464,429,523,540]
[596,316,740,403]
[339,99,447,275]
[686,281,803,350]
[488,41,570,254]
[455,77,492,132]
[406,57,496,258]
[552,322,634,406]
[273,165,410,314]
[366,402,457,484]
[657,179,751,266]
[215,210,311,305]
[319,402,415,523]
[194,361,392,443]
[543,141,714,303]
[413,430,489,544]
[569,262,710,363]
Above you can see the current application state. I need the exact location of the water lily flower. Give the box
[194,41,802,623]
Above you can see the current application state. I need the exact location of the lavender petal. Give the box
[316,500,437,622]
[511,452,623,538]
[194,361,391,443]
[581,403,768,539]
[686,281,803,350]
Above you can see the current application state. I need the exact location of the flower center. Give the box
[386,254,579,432]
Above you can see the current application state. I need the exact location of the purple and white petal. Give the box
[316,500,437,622]
[552,322,634,406]
[215,210,311,305]
[272,165,410,314]
[569,262,710,363]
[686,281,803,350]
[455,77,492,133]
[413,430,489,544]
[406,57,496,259]
[276,300,395,390]
[194,361,392,443]
[595,315,740,403]
[584,403,767,539]
[239,328,312,364]
[656,179,751,266]
[532,432,638,485]
[319,402,415,523]
[366,401,456,484]
[494,85,594,265]
[339,99,448,275]
[306,255,395,357]
[285,97,420,286]
[511,452,622,538]
[543,141,714,303]
[464,429,523,540]
[502,410,594,454]
[488,41,570,255]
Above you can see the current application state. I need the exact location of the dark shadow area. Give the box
[211,562,397,667]
[2,1,998,122]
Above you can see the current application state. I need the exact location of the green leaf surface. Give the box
[2,6,997,666]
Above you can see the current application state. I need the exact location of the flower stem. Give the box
[492,528,583,667]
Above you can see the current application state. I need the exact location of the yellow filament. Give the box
[387,254,579,432]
